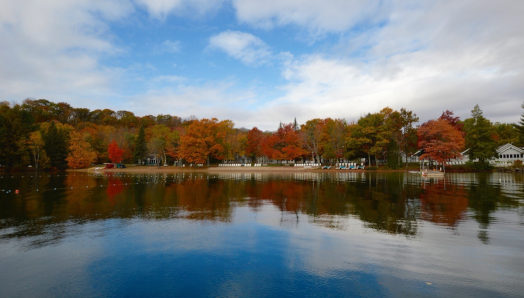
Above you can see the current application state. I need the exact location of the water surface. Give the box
[1,172,523,297]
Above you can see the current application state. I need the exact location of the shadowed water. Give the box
[0,172,523,297]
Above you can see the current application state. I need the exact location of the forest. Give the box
[0,99,523,170]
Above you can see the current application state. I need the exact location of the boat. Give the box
[422,170,445,177]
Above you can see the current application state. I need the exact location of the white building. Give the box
[492,143,524,167]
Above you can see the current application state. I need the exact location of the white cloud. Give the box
[239,0,524,126]
[231,0,391,35]
[208,30,271,65]
[134,0,224,20]
[0,0,134,106]
[128,79,260,123]
[0,0,522,130]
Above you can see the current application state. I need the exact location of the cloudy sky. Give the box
[1,0,523,129]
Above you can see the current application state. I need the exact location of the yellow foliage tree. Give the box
[66,131,97,169]
[28,131,50,169]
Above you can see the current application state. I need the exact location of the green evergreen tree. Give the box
[386,140,401,169]
[44,121,68,168]
[464,105,497,164]
[133,124,147,164]
[0,104,35,167]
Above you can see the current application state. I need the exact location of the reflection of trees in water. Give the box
[419,179,468,227]
[1,172,523,249]
[342,173,420,236]
[240,173,421,235]
[467,174,520,244]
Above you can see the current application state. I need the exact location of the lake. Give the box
[0,171,523,297]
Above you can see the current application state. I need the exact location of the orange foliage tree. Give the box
[108,140,125,163]
[66,131,97,169]
[179,118,231,165]
[246,127,264,160]
[417,119,465,171]
[261,123,304,162]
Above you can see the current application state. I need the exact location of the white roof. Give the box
[497,143,524,154]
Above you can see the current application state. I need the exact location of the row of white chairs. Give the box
[294,163,321,167]
[253,164,263,166]
[448,162,466,165]
[219,164,246,167]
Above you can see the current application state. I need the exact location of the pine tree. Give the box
[133,124,147,164]
[44,121,68,168]
[0,104,35,167]
[465,105,497,163]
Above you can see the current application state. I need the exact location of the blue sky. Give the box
[1,0,523,130]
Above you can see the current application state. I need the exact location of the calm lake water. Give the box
[1,171,523,297]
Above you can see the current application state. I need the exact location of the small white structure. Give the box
[447,149,471,164]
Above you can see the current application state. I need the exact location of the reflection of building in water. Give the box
[492,173,524,199]
[443,173,524,198]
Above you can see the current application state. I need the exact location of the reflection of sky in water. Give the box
[0,172,523,297]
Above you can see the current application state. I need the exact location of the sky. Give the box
[1,0,523,130]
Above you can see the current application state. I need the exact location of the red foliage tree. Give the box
[417,119,465,171]
[246,127,264,159]
[108,140,125,163]
[261,133,278,160]
[439,110,464,132]
[261,123,304,161]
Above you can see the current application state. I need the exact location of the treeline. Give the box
[0,99,523,169]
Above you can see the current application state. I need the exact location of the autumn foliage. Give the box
[261,123,305,161]
[179,118,231,164]
[108,140,125,163]
[417,119,465,164]
[246,127,264,159]
[66,131,97,169]
[1,97,520,169]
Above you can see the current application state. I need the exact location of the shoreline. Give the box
[4,166,509,174]
[69,166,419,174]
